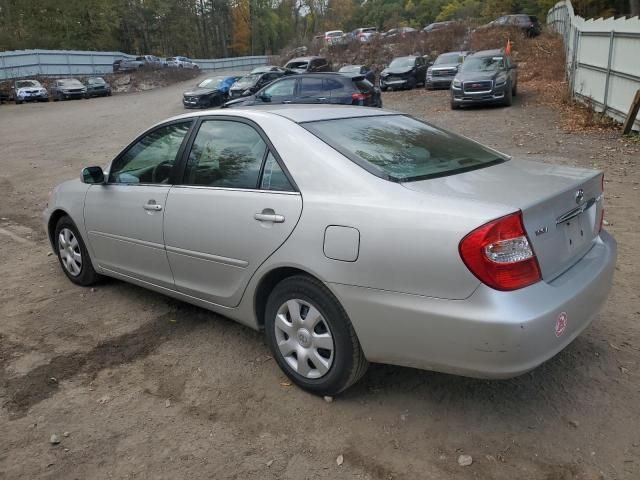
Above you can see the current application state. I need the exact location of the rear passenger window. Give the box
[300,78,324,96]
[184,120,267,189]
[260,152,294,192]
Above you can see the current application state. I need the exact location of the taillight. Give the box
[459,211,541,291]
[599,207,605,233]
[351,92,370,103]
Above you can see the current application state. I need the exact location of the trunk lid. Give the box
[402,159,603,281]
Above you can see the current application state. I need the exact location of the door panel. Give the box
[164,188,302,306]
[84,121,191,287]
[84,185,174,287]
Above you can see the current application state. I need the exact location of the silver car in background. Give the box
[43,106,616,395]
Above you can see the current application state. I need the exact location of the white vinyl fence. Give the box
[0,49,269,81]
[548,0,640,131]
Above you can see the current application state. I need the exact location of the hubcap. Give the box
[274,299,334,379]
[58,228,82,276]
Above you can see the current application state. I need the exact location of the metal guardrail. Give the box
[548,1,640,131]
[0,49,269,81]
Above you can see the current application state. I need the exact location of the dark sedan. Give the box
[338,65,375,84]
[380,56,428,91]
[479,14,541,37]
[182,76,238,108]
[83,77,112,98]
[450,49,518,109]
[223,73,382,108]
[52,78,87,101]
[228,71,285,98]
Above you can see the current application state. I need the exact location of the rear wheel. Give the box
[264,275,368,396]
[512,82,518,97]
[54,216,100,286]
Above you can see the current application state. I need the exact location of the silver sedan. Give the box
[43,106,617,395]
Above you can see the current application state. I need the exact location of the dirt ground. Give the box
[1,76,639,480]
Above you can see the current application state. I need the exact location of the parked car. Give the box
[229,71,285,98]
[479,14,541,37]
[383,27,417,39]
[11,79,49,104]
[423,21,455,33]
[426,51,469,89]
[379,56,428,91]
[135,55,163,67]
[83,77,112,98]
[284,56,331,74]
[251,65,286,75]
[116,58,145,71]
[352,27,378,43]
[324,30,345,46]
[51,78,87,101]
[450,49,518,109]
[338,65,375,84]
[183,76,238,108]
[167,56,199,69]
[223,73,382,108]
[45,105,615,395]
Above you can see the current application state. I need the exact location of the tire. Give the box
[54,216,100,286]
[512,82,518,97]
[503,84,513,106]
[209,95,222,108]
[15,99,22,105]
[407,78,416,90]
[451,100,460,110]
[264,275,368,396]
[380,86,388,92]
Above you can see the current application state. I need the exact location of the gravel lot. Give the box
[1,76,639,480]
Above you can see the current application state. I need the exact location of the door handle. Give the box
[143,200,163,211]
[316,97,327,101]
[254,212,285,223]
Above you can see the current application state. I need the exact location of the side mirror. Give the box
[258,93,272,103]
[81,166,105,184]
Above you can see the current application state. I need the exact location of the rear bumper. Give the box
[330,231,617,378]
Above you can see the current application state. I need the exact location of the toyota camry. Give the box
[43,105,617,395]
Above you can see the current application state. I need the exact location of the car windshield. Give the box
[60,79,82,87]
[198,78,224,88]
[89,78,105,84]
[167,57,176,61]
[16,80,40,88]
[339,66,361,73]
[462,56,504,72]
[326,31,343,37]
[286,61,308,70]
[136,56,145,61]
[302,115,505,182]
[236,74,260,85]
[362,27,376,33]
[435,53,461,65]
[389,58,415,68]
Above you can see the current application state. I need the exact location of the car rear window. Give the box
[354,78,374,92]
[301,115,506,182]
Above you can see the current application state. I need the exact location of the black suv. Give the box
[223,73,382,108]
[284,56,331,74]
[379,56,428,91]
[481,14,541,37]
[450,49,518,109]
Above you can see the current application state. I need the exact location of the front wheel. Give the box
[264,275,368,396]
[54,216,100,286]
[503,84,513,106]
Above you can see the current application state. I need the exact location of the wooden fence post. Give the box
[622,89,640,135]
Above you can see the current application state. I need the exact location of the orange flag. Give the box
[505,39,512,55]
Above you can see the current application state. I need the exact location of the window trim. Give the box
[175,115,299,193]
[106,119,195,186]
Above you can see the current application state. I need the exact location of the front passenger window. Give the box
[109,122,190,184]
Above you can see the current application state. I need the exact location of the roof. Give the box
[469,49,504,58]
[286,56,325,62]
[165,105,398,126]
